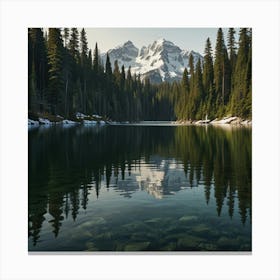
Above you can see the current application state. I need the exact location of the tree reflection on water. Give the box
[28,125,251,246]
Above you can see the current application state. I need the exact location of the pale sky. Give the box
[84,28,234,55]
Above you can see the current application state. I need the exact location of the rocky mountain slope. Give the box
[101,39,203,84]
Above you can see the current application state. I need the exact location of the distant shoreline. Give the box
[28,117,252,128]
[173,116,252,126]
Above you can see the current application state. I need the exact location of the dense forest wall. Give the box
[28,28,252,121]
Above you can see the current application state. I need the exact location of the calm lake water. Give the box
[28,124,251,251]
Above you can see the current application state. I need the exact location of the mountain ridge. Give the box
[101,39,203,84]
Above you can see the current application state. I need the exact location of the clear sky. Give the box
[84,28,233,55]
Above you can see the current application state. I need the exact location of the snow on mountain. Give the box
[101,38,203,84]
[102,40,139,69]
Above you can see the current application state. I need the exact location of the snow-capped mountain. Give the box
[105,40,139,68]
[101,39,203,84]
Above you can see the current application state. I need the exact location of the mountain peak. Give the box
[155,38,173,45]
[123,40,135,47]
[102,39,203,84]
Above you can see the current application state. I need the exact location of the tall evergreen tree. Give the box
[214,28,230,116]
[63,28,70,48]
[105,53,114,117]
[28,28,48,112]
[93,43,99,74]
[47,28,64,114]
[188,53,195,91]
[229,28,251,118]
[193,58,204,119]
[69,28,79,62]
[202,38,214,118]
[227,28,237,72]
[177,68,190,119]
[227,28,237,104]
[67,28,80,114]
[80,28,89,113]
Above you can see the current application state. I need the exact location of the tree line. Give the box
[28,28,252,121]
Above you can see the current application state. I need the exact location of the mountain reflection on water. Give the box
[28,125,251,251]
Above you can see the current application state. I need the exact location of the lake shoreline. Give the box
[173,116,252,126]
[28,115,252,127]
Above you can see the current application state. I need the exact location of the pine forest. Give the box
[28,28,252,122]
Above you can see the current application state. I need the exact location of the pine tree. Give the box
[126,66,133,119]
[229,28,251,118]
[177,68,190,119]
[227,28,237,110]
[80,28,89,113]
[63,28,70,48]
[105,53,114,117]
[69,28,79,62]
[187,53,195,120]
[105,53,112,77]
[93,43,99,74]
[227,28,237,73]
[188,53,195,91]
[47,28,64,115]
[181,67,190,93]
[67,28,81,114]
[202,38,214,118]
[193,58,204,119]
[28,28,48,112]
[214,28,230,116]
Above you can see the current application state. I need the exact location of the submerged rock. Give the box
[130,231,155,242]
[115,243,125,251]
[192,224,210,233]
[177,235,204,249]
[85,241,98,251]
[124,241,150,251]
[95,231,113,240]
[179,215,198,222]
[160,242,177,251]
[198,242,218,251]
[78,217,107,230]
[217,236,239,249]
[121,221,150,232]
[144,217,162,224]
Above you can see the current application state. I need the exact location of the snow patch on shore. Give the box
[83,120,97,125]
[28,119,39,126]
[62,119,77,125]
[38,118,53,125]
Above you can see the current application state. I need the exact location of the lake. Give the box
[28,123,251,252]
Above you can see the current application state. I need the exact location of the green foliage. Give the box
[229,28,252,118]
[47,28,64,115]
[214,28,231,109]
[28,28,48,112]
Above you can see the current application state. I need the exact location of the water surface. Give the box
[28,124,251,251]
